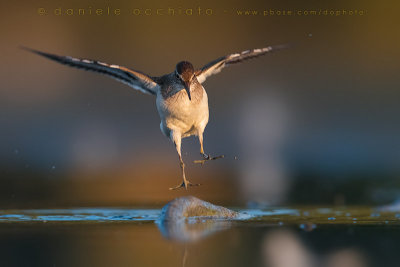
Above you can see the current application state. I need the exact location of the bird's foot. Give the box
[169,180,201,190]
[194,154,225,165]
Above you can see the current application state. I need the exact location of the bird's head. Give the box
[175,61,195,101]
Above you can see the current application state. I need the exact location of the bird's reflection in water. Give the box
[155,196,238,242]
[154,195,239,266]
[156,217,233,242]
[156,218,233,267]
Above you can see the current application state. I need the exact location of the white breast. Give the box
[156,86,209,138]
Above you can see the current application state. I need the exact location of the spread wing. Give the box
[195,44,289,84]
[22,47,159,95]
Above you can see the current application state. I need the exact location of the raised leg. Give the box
[169,131,201,190]
[194,132,224,165]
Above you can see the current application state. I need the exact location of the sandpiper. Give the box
[23,44,287,190]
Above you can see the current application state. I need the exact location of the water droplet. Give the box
[51,165,56,170]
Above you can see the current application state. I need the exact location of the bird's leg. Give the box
[193,133,225,165]
[169,133,201,190]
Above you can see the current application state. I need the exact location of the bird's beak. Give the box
[184,81,191,101]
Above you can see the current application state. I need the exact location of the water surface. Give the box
[1,206,399,267]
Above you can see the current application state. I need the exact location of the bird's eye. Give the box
[176,73,180,79]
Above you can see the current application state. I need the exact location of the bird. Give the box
[22,44,287,190]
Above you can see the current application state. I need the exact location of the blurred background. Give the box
[1,0,399,208]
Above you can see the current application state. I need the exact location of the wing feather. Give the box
[195,44,289,84]
[22,47,159,95]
